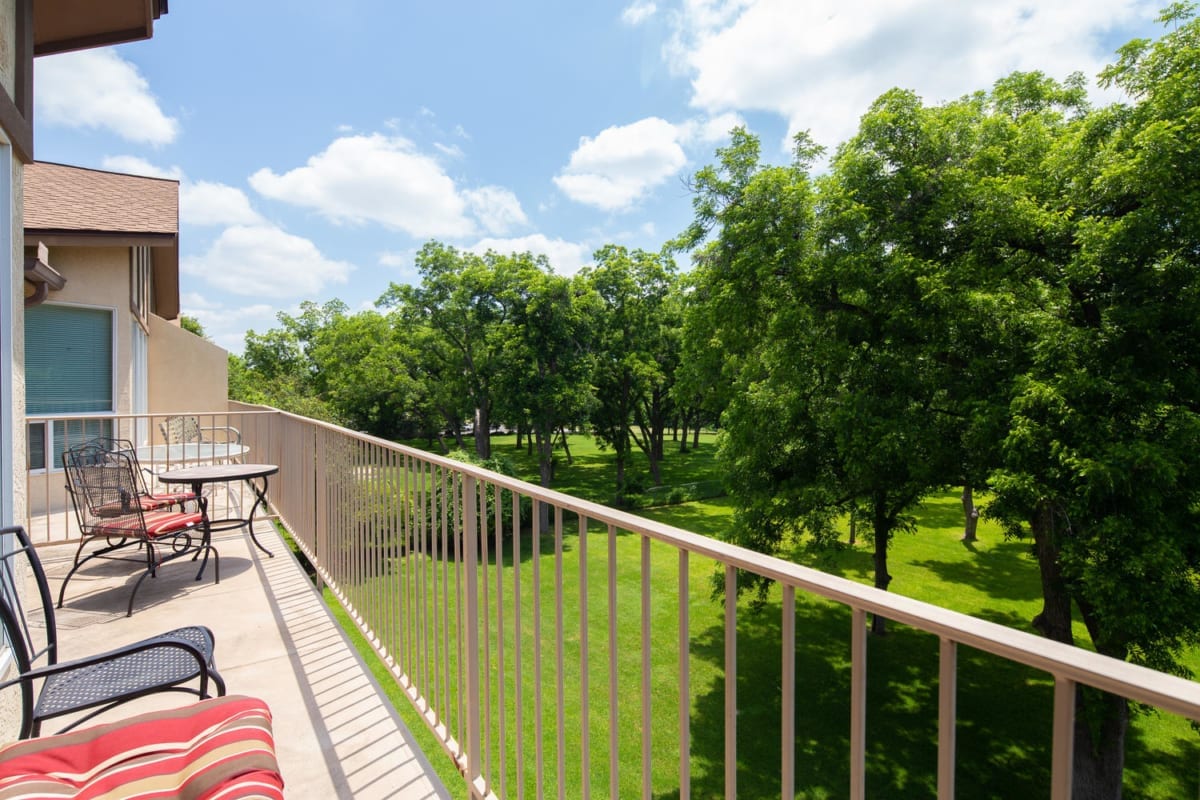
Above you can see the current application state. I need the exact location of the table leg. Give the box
[244,475,275,558]
[193,479,214,579]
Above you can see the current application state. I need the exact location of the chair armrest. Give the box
[0,632,219,697]
[200,425,242,445]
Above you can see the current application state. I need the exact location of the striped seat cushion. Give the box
[143,491,198,509]
[0,695,284,800]
[95,492,197,516]
[93,510,203,538]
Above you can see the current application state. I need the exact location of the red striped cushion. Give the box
[0,696,284,800]
[92,511,203,538]
[95,493,196,515]
[143,492,197,509]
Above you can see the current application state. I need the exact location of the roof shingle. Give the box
[24,161,179,235]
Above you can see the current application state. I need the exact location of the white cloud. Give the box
[181,224,354,299]
[434,142,466,159]
[676,111,745,144]
[249,134,483,238]
[464,186,529,235]
[554,117,687,211]
[35,49,179,145]
[249,133,529,238]
[99,155,183,180]
[667,0,1159,152]
[622,1,659,25]
[181,182,265,227]
[467,234,592,276]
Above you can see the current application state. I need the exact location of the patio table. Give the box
[158,463,279,558]
[136,442,249,465]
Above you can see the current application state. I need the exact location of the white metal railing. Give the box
[225,407,1200,800]
[24,410,256,542]
[30,406,1200,798]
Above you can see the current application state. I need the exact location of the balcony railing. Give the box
[25,405,1200,799]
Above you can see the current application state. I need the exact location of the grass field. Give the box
[314,432,1199,798]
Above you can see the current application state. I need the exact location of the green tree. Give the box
[179,314,207,339]
[494,257,596,519]
[583,245,677,496]
[984,10,1200,795]
[379,243,510,459]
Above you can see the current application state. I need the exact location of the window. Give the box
[25,304,115,471]
[131,246,151,329]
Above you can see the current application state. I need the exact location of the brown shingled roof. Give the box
[24,161,178,235]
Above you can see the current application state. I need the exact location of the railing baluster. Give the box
[497,483,507,797]
[725,564,737,799]
[850,608,867,800]
[938,637,957,799]
[579,513,590,800]
[608,523,619,800]
[641,535,652,799]
[555,505,566,800]
[1051,676,1076,800]
[782,585,795,800]
[533,500,545,800]
[514,492,525,800]
[464,476,482,795]
[679,549,690,800]
[481,482,492,793]
[455,472,465,762]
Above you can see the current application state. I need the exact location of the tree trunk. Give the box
[870,497,892,635]
[1030,502,1074,644]
[679,417,690,453]
[693,422,700,449]
[436,432,448,454]
[848,512,857,546]
[475,406,491,459]
[961,485,979,542]
[1071,689,1128,800]
[1029,502,1130,799]
[558,428,573,464]
[515,425,524,448]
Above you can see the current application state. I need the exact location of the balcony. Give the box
[19,407,1200,799]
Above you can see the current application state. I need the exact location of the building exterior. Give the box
[22,162,227,494]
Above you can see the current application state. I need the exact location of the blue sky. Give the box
[33,0,1163,353]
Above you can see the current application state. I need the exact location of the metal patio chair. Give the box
[60,442,219,616]
[0,525,225,739]
[84,436,198,512]
[160,414,242,448]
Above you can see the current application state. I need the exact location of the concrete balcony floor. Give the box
[34,518,450,799]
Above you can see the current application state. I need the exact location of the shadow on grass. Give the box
[653,596,1054,800]
[908,539,1041,604]
[1124,714,1200,799]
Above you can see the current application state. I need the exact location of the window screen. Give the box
[25,304,114,415]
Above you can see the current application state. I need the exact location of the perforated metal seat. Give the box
[0,525,225,739]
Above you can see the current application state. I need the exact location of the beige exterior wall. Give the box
[148,313,229,416]
[1,0,22,744]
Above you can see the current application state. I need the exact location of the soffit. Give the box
[33,0,167,56]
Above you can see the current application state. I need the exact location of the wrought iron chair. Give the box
[60,442,219,616]
[0,525,225,739]
[84,436,197,512]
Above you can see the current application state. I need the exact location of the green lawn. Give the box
[313,432,1199,798]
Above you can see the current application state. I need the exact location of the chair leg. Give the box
[57,538,139,609]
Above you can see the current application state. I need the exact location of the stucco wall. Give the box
[148,313,229,416]
[1,0,23,746]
